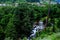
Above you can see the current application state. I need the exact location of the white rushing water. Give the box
[27,21,45,40]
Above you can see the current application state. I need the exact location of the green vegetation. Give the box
[0,0,26,3]
[0,3,60,40]
[23,32,60,40]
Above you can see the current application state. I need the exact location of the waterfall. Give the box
[39,21,45,30]
[27,20,45,40]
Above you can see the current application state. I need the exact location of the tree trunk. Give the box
[45,0,51,27]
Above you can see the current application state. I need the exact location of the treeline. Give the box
[0,0,40,3]
[0,3,60,40]
[0,0,57,3]
[0,0,26,3]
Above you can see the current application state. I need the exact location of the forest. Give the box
[0,0,60,40]
[0,3,60,40]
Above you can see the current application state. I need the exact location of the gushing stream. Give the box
[27,21,45,40]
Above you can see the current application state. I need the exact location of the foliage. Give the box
[22,32,60,40]
[0,0,26,3]
[0,3,60,40]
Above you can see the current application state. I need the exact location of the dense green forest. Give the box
[0,3,60,40]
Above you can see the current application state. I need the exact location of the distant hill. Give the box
[26,0,40,2]
[0,0,26,3]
